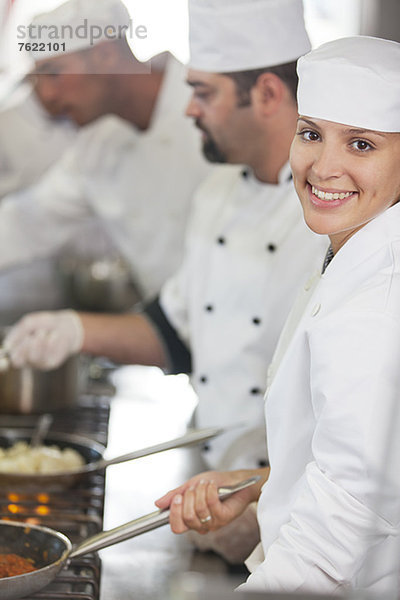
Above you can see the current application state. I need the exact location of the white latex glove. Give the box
[3,310,84,371]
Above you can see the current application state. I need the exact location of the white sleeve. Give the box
[242,310,400,593]
[0,143,92,270]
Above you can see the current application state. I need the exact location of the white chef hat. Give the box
[297,36,400,133]
[26,0,132,60]
[188,0,311,73]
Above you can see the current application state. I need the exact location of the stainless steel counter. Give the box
[99,365,241,600]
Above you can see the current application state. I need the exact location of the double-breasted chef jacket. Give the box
[243,201,400,594]
[0,89,76,198]
[146,162,326,469]
[0,56,211,312]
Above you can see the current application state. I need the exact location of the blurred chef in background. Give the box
[0,84,76,199]
[0,78,77,319]
[3,0,325,563]
[0,0,210,320]
[0,0,77,198]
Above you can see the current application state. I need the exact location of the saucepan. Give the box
[56,254,141,312]
[0,476,259,599]
[0,426,223,490]
[0,353,83,414]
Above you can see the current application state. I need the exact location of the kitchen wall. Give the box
[360,0,400,41]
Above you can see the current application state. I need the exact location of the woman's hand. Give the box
[155,467,269,535]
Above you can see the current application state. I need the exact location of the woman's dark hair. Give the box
[224,60,298,107]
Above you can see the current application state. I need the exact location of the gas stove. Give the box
[0,394,112,600]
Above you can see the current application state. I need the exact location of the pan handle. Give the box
[91,426,225,470]
[69,476,261,559]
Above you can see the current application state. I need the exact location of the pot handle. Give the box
[91,426,225,470]
[69,476,260,558]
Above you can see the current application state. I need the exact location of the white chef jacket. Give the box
[0,56,210,307]
[159,163,326,469]
[243,201,400,594]
[0,89,77,320]
[0,88,76,198]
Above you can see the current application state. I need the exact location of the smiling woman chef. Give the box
[156,36,400,594]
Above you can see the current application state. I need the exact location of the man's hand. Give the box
[3,310,84,370]
[155,468,268,535]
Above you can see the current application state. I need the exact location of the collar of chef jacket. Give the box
[277,161,292,184]
[321,201,400,282]
[243,161,292,185]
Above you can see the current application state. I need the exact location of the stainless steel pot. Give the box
[0,356,82,414]
[56,255,141,312]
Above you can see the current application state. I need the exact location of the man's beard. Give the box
[196,120,227,163]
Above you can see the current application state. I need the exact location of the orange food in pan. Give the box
[0,553,37,578]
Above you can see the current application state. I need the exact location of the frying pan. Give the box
[0,476,260,600]
[0,426,224,489]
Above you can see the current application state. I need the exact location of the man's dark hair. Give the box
[224,60,298,107]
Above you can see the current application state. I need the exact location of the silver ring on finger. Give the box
[200,515,212,524]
